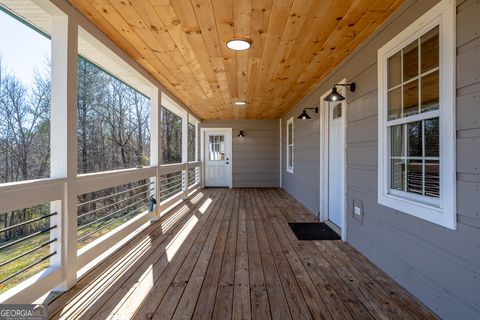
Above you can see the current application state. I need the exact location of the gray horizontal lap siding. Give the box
[201,120,280,188]
[281,0,480,319]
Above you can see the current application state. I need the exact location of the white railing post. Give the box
[50,11,78,291]
[151,88,161,220]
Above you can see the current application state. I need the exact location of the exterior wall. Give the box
[201,120,279,188]
[281,0,480,319]
[281,111,320,214]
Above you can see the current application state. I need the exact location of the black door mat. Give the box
[288,222,341,241]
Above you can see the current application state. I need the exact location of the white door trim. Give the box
[319,79,348,241]
[200,127,233,188]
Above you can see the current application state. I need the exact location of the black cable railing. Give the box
[0,238,57,269]
[160,186,183,202]
[76,180,156,245]
[160,181,183,194]
[161,177,182,192]
[0,211,58,287]
[0,225,57,251]
[160,175,182,187]
[0,212,57,235]
[77,201,148,243]
[77,195,151,232]
[160,179,182,190]
[77,181,154,207]
[0,251,57,286]
[77,187,154,220]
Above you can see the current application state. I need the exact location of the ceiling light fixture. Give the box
[234,100,247,106]
[324,83,356,102]
[226,39,251,51]
[297,107,319,120]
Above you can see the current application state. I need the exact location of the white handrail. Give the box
[77,167,157,195]
[0,160,202,304]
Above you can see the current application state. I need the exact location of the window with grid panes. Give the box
[377,0,456,229]
[287,117,294,173]
[387,27,440,199]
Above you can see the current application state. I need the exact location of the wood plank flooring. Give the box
[47,188,437,320]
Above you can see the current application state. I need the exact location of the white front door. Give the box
[328,101,345,228]
[204,130,232,187]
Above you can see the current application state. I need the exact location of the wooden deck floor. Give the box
[48,188,437,320]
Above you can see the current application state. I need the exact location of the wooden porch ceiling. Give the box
[68,0,404,120]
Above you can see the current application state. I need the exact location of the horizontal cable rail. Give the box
[160,173,182,183]
[76,177,157,249]
[160,180,182,191]
[77,188,154,220]
[0,206,58,291]
[77,195,152,232]
[0,225,57,252]
[0,252,57,286]
[0,161,202,299]
[160,181,182,194]
[160,189,182,202]
[160,176,182,187]
[77,203,147,243]
[0,212,57,234]
[78,181,154,207]
[0,239,57,269]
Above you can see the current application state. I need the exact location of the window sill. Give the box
[378,192,456,230]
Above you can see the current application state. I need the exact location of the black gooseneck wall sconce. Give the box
[297,107,319,120]
[238,130,245,137]
[324,82,356,102]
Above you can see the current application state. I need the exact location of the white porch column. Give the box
[151,88,161,219]
[182,112,189,198]
[50,12,78,291]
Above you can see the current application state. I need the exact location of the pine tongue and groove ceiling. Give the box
[68,0,404,120]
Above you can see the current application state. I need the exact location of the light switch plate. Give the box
[353,199,363,224]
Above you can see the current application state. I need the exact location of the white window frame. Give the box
[287,117,294,173]
[377,0,456,229]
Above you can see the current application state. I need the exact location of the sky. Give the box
[0,9,50,88]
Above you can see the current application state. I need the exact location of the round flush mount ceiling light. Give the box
[226,39,251,51]
[234,100,247,106]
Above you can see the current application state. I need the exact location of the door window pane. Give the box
[209,135,224,161]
